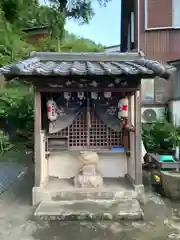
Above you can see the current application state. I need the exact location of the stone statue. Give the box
[74,151,103,188]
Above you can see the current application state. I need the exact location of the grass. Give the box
[0,143,32,164]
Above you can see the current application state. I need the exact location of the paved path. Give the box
[0,170,180,240]
[0,162,27,194]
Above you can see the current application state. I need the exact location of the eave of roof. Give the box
[0,52,175,80]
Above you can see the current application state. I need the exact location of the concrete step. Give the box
[34,199,144,221]
[45,189,138,201]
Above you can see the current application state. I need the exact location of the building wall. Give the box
[139,0,180,63]
[138,0,180,103]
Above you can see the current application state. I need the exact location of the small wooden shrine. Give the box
[0,51,173,206]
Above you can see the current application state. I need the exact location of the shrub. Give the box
[142,120,180,155]
[0,83,34,131]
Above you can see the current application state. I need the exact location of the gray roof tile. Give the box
[0,52,175,79]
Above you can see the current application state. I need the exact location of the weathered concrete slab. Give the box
[34,199,144,221]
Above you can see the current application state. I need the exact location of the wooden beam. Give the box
[34,90,42,187]
[134,89,142,185]
[38,88,139,93]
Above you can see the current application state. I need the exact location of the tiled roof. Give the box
[0,52,175,79]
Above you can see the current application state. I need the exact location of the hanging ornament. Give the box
[91,92,98,100]
[104,92,111,99]
[47,99,58,121]
[64,92,71,100]
[119,117,127,127]
[77,92,84,100]
[64,92,71,109]
[118,97,128,119]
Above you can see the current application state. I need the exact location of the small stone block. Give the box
[82,165,96,176]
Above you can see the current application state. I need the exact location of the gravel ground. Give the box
[0,169,180,240]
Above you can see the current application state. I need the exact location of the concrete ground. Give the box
[0,169,180,240]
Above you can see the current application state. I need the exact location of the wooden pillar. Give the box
[34,90,42,187]
[134,89,142,185]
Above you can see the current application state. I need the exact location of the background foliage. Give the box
[142,121,180,155]
[0,0,106,153]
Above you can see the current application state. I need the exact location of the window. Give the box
[172,0,180,28]
[144,0,180,30]
[154,78,169,103]
[141,78,169,104]
[141,79,154,104]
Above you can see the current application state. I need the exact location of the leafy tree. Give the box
[0,0,22,23]
[48,0,110,23]
[36,33,104,52]
[2,0,110,51]
[0,8,34,66]
[46,0,111,50]
[0,0,105,153]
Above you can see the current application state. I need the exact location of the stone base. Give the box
[34,199,144,221]
[160,171,180,200]
[32,179,144,206]
[74,175,103,188]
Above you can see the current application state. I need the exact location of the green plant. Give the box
[7,93,34,132]
[142,120,180,154]
[0,130,13,154]
[0,84,34,133]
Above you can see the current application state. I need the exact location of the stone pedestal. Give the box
[161,171,180,200]
[74,151,103,188]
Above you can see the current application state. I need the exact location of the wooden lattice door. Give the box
[48,92,125,151]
